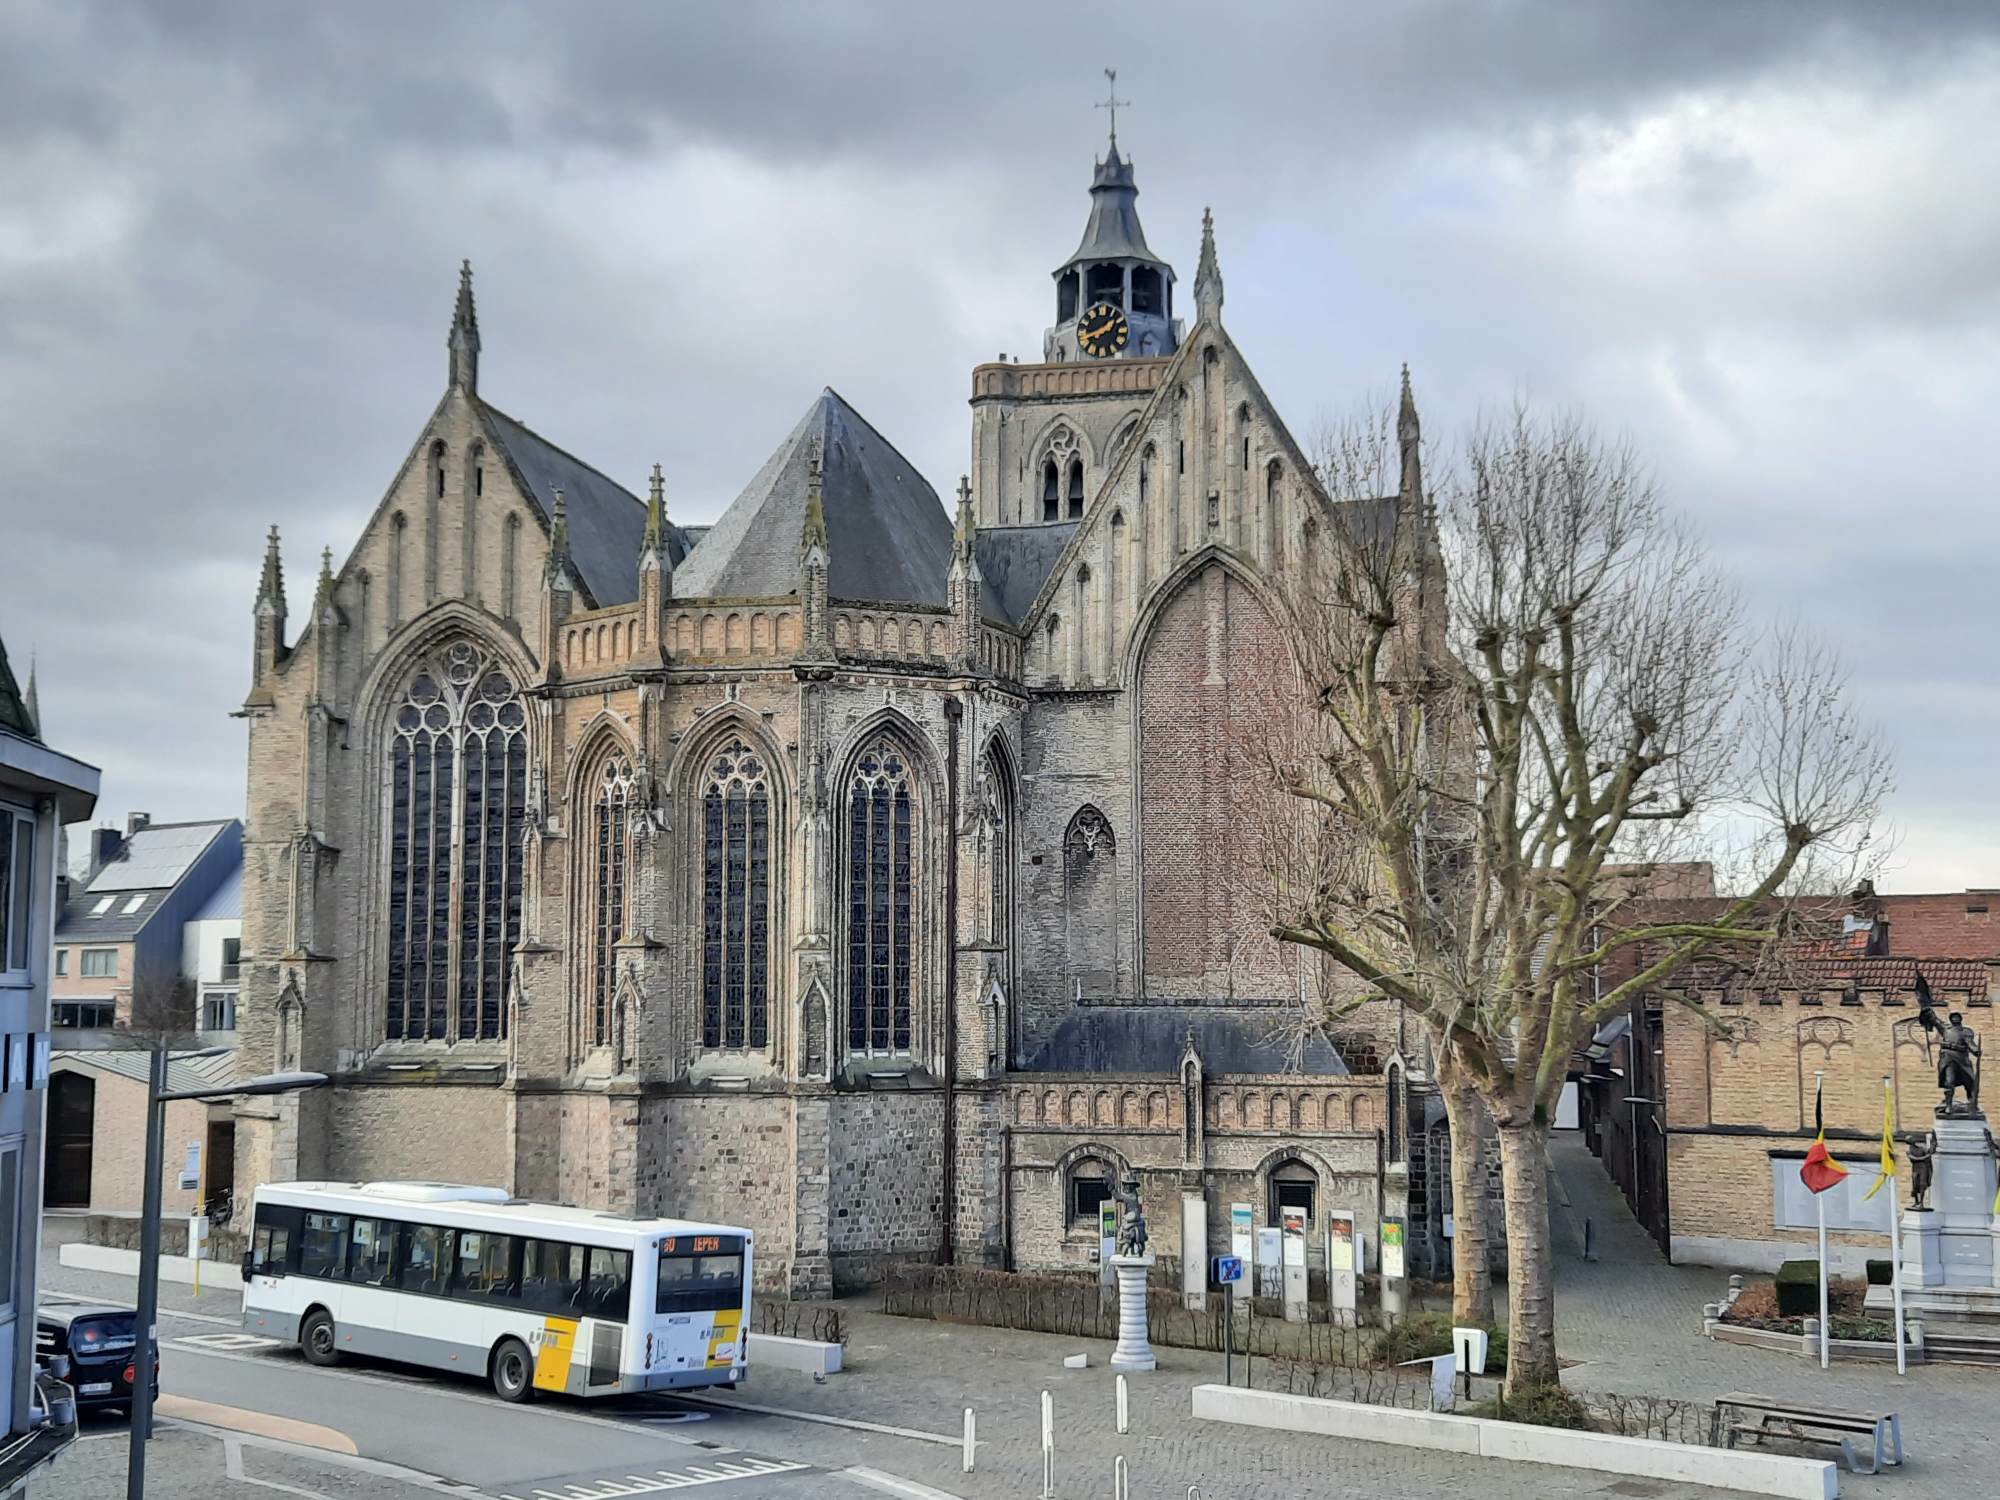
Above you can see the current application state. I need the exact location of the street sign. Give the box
[179,1141,201,1192]
[1213,1254,1244,1285]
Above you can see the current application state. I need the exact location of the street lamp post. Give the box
[127,1050,326,1500]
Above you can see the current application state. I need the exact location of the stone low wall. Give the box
[1191,1385,1837,1500]
[73,1212,247,1265]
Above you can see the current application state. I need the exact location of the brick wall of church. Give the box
[638,1095,795,1289]
[826,1090,946,1287]
[1137,563,1290,999]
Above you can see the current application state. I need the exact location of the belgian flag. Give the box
[1801,1075,1850,1195]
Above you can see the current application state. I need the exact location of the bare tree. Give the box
[1253,396,1891,1391]
[127,972,198,1045]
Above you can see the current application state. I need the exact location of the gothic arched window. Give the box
[1041,460,1059,523]
[701,738,772,1050]
[1066,459,1084,519]
[385,640,527,1042]
[846,736,916,1055]
[585,754,635,1049]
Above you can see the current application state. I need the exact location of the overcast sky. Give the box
[3,2,1997,891]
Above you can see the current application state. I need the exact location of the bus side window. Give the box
[348,1218,394,1286]
[398,1224,446,1295]
[252,1203,301,1275]
[586,1247,631,1321]
[453,1232,518,1301]
[521,1239,583,1315]
[299,1212,349,1279]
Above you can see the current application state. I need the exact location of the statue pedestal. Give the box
[1109,1255,1157,1372]
[1901,1210,1943,1288]
[1930,1116,1996,1287]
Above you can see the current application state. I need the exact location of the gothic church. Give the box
[235,133,1426,1294]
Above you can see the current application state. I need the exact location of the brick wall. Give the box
[322,1082,512,1187]
[1137,563,1289,998]
[54,1062,209,1216]
[639,1095,794,1289]
[827,1091,945,1287]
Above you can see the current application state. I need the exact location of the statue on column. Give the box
[1920,1007,1982,1116]
[1114,1176,1149,1257]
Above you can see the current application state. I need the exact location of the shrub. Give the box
[1474,1383,1592,1429]
[1369,1313,1508,1374]
[1774,1259,1821,1317]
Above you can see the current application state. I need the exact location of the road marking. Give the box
[185,1420,495,1497]
[671,1396,959,1448]
[159,1394,359,1455]
[224,1435,326,1498]
[176,1331,285,1352]
[42,1286,242,1328]
[162,1340,710,1445]
[497,1456,809,1498]
[840,1469,966,1500]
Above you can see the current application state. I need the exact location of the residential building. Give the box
[0,633,99,1490]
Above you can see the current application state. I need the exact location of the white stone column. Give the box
[1110,1254,1157,1372]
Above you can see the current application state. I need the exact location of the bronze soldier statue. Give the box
[1920,1009,1982,1116]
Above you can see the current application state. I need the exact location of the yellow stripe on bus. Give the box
[533,1316,579,1391]
[707,1308,743,1368]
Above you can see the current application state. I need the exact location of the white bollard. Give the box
[1116,1372,1129,1435]
[962,1407,975,1473]
[1041,1389,1055,1500]
[1114,1454,1129,1500]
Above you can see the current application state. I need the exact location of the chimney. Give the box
[87,826,123,883]
[126,812,151,838]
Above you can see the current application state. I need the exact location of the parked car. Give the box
[35,1303,155,1412]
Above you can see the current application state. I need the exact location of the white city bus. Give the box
[241,1182,753,1402]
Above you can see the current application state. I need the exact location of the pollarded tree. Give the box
[1252,394,1890,1391]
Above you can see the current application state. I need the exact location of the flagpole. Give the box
[1816,1069,1830,1370]
[1885,1075,1907,1376]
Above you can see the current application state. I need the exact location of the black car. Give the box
[35,1304,155,1412]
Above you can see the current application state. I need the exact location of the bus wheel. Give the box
[490,1338,534,1403]
[300,1309,340,1367]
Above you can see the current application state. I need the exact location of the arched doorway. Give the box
[46,1070,94,1208]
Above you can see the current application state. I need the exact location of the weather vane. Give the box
[1097,67,1129,149]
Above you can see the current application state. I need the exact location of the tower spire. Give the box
[798,436,835,664]
[257,524,287,613]
[545,488,572,584]
[252,524,289,686]
[801,438,829,561]
[315,547,337,615]
[449,259,481,394]
[1194,207,1224,322]
[1398,364,1422,501]
[22,655,39,738]
[642,462,668,557]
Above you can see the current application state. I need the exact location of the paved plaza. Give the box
[38,1143,2000,1499]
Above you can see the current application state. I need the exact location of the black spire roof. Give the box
[1058,144,1171,273]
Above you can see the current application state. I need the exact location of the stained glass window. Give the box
[589,757,635,1049]
[700,740,770,1049]
[846,737,915,1054]
[385,640,527,1042]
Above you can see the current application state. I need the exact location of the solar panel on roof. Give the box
[88,823,227,892]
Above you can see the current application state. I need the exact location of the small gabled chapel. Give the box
[233,124,1435,1294]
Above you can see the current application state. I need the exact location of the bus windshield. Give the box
[657,1239,743,1315]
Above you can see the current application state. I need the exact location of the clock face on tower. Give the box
[1077,302,1130,358]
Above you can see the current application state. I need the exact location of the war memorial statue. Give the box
[1919,1007,1982,1117]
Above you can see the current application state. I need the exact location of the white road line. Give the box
[840,1468,967,1500]
[188,1419,497,1497]
[224,1434,327,1498]
[42,1286,242,1328]
[672,1396,959,1447]
[506,1457,810,1499]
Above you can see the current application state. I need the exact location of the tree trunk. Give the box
[1438,1058,1494,1326]
[1495,1117,1560,1392]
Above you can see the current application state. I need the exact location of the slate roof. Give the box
[673,388,958,609]
[478,403,694,609]
[1060,146,1170,272]
[1018,1004,1350,1077]
[975,523,1078,626]
[56,1048,239,1094]
[57,819,235,943]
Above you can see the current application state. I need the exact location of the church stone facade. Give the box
[233,138,1425,1294]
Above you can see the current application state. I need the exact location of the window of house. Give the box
[585,756,634,1050]
[846,737,916,1055]
[701,739,771,1050]
[384,640,527,1043]
[80,949,117,978]
[1269,1161,1317,1225]
[54,1002,113,1029]
[1068,1161,1113,1228]
[220,937,241,979]
[122,895,146,915]
[0,805,32,982]
[90,897,111,916]
[202,993,236,1031]
[54,949,66,977]
[0,1144,17,1318]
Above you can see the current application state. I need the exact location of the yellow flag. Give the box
[1862,1080,1895,1201]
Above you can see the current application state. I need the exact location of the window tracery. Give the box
[701,738,771,1050]
[385,640,526,1042]
[586,754,635,1049]
[846,736,916,1054]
